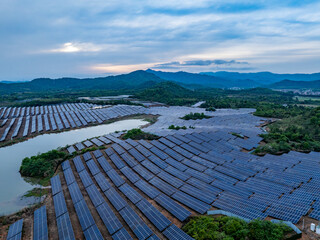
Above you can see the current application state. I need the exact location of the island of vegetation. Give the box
[182,216,294,240]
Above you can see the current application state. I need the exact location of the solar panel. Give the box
[172,191,211,214]
[149,177,176,196]
[74,199,95,231]
[97,156,113,173]
[96,202,123,235]
[106,169,125,187]
[63,168,76,186]
[92,150,103,159]
[56,213,76,240]
[133,164,154,181]
[165,166,190,181]
[136,198,171,231]
[61,160,71,171]
[50,175,62,195]
[94,172,111,192]
[141,160,161,175]
[163,224,194,240]
[157,171,184,188]
[120,152,138,167]
[121,166,141,184]
[155,194,191,222]
[180,184,216,204]
[78,170,94,188]
[73,156,85,173]
[119,206,153,240]
[104,187,127,211]
[119,183,143,204]
[33,206,48,240]
[86,159,100,176]
[53,192,68,218]
[6,219,23,239]
[128,148,145,162]
[147,235,161,240]
[135,179,161,199]
[83,152,93,161]
[111,228,133,240]
[68,182,84,204]
[86,184,105,207]
[7,232,22,240]
[109,154,126,169]
[83,224,104,240]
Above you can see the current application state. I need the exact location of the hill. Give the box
[146,69,260,88]
[201,71,320,85]
[0,70,163,94]
[269,79,320,89]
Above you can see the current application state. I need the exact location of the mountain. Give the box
[0,70,163,94]
[201,71,320,85]
[146,69,260,88]
[269,79,320,89]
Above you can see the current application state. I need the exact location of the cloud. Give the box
[153,59,249,68]
[0,0,320,80]
[44,42,103,53]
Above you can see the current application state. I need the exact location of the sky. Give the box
[1,0,320,81]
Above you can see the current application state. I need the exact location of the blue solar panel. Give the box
[6,219,23,239]
[111,228,133,240]
[92,150,103,159]
[104,187,127,211]
[33,206,48,240]
[94,172,111,192]
[135,180,161,199]
[159,137,176,148]
[147,235,161,240]
[120,152,138,167]
[133,165,154,181]
[86,184,105,207]
[165,158,188,171]
[106,169,125,187]
[165,166,190,181]
[112,143,126,155]
[73,156,85,173]
[128,148,145,162]
[136,198,171,231]
[61,160,71,171]
[157,171,184,188]
[7,232,22,240]
[110,154,126,169]
[63,168,76,186]
[136,144,153,157]
[53,192,68,218]
[121,166,141,184]
[86,159,100,176]
[163,224,194,240]
[96,202,123,235]
[74,199,95,231]
[172,191,211,214]
[78,170,94,188]
[56,213,76,240]
[83,152,92,161]
[119,183,143,204]
[119,206,153,240]
[83,224,104,240]
[155,194,191,222]
[97,156,113,173]
[50,175,62,196]
[180,184,216,204]
[185,168,213,184]
[68,182,84,204]
[141,160,161,175]
[148,155,168,169]
[149,177,176,196]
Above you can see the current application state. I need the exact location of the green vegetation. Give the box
[122,128,159,140]
[255,107,320,154]
[181,112,211,120]
[20,150,67,178]
[23,188,49,198]
[168,125,187,130]
[231,132,244,139]
[182,216,292,240]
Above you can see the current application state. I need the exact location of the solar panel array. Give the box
[0,104,145,142]
[7,106,320,239]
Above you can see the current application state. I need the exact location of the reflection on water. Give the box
[0,119,147,215]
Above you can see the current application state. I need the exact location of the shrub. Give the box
[20,150,67,178]
[181,112,211,120]
[122,128,159,140]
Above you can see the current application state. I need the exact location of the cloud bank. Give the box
[1,0,320,80]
